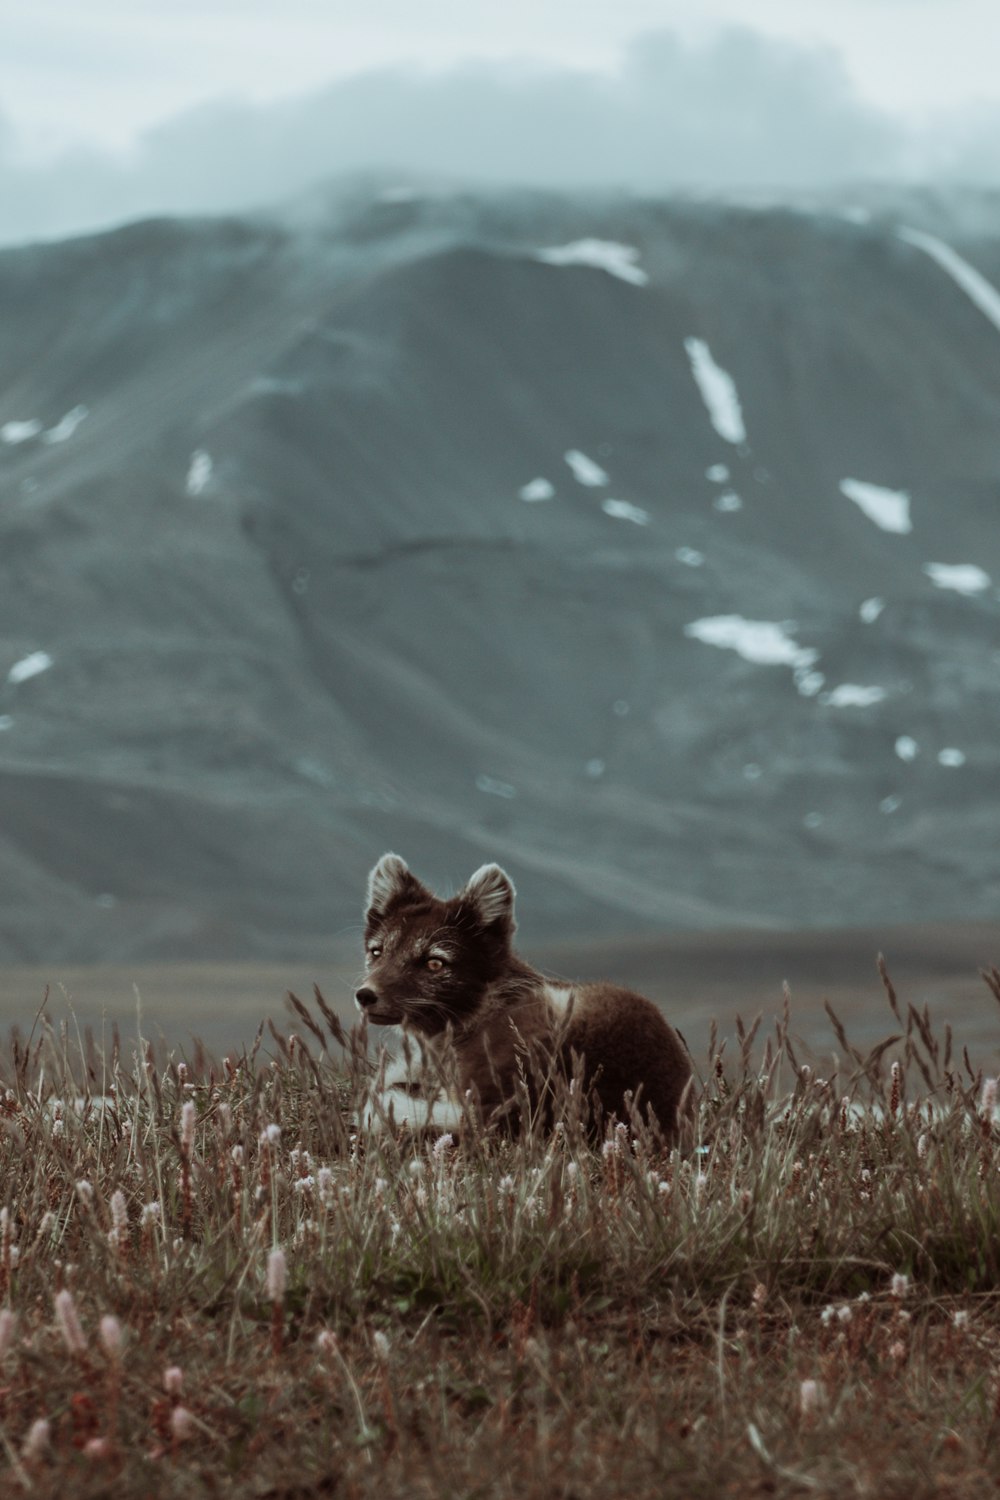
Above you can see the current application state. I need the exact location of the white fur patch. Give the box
[364,1087,465,1136]
[544,983,576,1019]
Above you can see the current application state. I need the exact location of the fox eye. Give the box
[367,945,382,962]
[425,956,445,973]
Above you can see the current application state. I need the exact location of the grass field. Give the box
[1,960,1000,1497]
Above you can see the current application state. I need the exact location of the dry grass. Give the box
[0,964,999,1497]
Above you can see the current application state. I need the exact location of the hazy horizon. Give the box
[4,6,1000,246]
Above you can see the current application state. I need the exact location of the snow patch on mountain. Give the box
[564,450,609,487]
[601,499,649,525]
[186,450,213,497]
[684,338,747,445]
[684,616,817,670]
[713,491,743,513]
[536,240,648,286]
[42,405,88,444]
[519,477,555,502]
[840,478,911,534]
[823,684,887,708]
[8,651,53,684]
[923,562,991,595]
[1,419,43,444]
[898,226,1000,336]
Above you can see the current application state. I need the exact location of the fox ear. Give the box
[463,863,516,935]
[365,853,425,920]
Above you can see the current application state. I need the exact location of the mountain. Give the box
[0,182,998,961]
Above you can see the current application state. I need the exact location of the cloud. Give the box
[0,26,993,246]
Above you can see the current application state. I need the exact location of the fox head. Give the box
[355,853,516,1033]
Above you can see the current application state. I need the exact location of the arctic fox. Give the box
[356,853,693,1141]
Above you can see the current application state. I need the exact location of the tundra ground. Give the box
[0,964,999,1497]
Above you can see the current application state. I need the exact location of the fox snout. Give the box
[354,982,404,1025]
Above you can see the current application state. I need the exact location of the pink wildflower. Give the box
[170,1406,195,1442]
[54,1289,86,1356]
[99,1315,123,1359]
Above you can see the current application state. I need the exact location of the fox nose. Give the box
[355,986,379,1010]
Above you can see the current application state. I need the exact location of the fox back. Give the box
[356,853,693,1141]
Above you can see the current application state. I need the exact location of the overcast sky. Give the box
[3,0,1000,245]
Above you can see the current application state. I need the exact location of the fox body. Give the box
[356,854,692,1140]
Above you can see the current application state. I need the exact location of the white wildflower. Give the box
[22,1418,51,1461]
[799,1378,822,1416]
[170,1406,195,1441]
[180,1100,196,1154]
[110,1190,128,1238]
[266,1247,287,1303]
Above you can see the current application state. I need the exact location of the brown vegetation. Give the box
[0,966,999,1496]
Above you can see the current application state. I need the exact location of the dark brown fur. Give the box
[357,854,693,1141]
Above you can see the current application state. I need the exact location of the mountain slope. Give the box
[0,187,998,960]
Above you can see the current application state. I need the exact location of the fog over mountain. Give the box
[0,182,998,961]
[3,27,1000,248]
